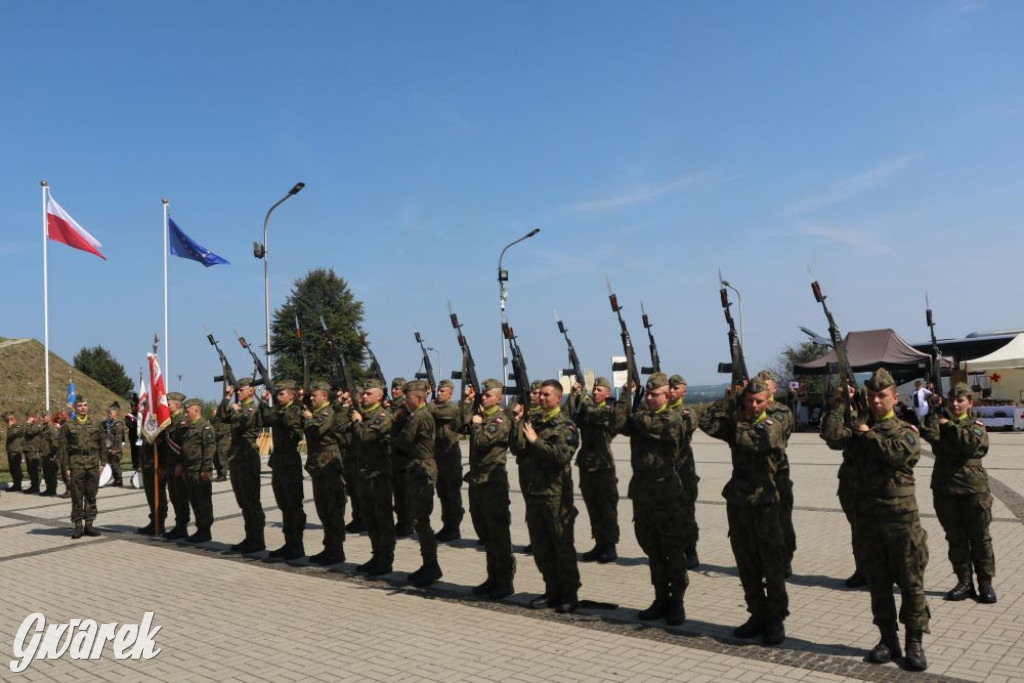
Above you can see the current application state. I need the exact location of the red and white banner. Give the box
[46,194,105,260]
[144,352,171,442]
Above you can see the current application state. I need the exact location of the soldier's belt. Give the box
[868,485,915,498]
[632,466,676,478]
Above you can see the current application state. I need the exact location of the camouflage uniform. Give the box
[304,392,347,561]
[60,415,105,531]
[6,418,25,490]
[261,391,307,555]
[511,404,580,604]
[667,393,700,562]
[104,414,127,486]
[766,398,796,566]
[821,403,864,581]
[222,386,266,549]
[920,392,995,596]
[389,390,413,534]
[700,389,790,635]
[23,417,43,492]
[212,412,230,479]
[161,405,192,536]
[40,419,62,495]
[348,400,395,570]
[333,396,361,529]
[179,402,216,538]
[138,438,168,533]
[395,389,439,578]
[429,386,465,536]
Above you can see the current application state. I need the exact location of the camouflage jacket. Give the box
[304,402,342,472]
[616,394,684,502]
[331,399,353,451]
[60,416,105,469]
[348,404,392,479]
[261,401,304,469]
[921,412,990,495]
[766,399,794,470]
[160,411,191,468]
[510,407,578,497]
[428,399,461,457]
[221,398,262,457]
[700,399,787,506]
[180,416,216,473]
[820,403,858,483]
[568,392,623,472]
[39,423,61,460]
[23,420,43,456]
[395,403,436,476]
[389,400,412,467]
[6,421,24,453]
[457,405,511,485]
[667,399,697,473]
[105,418,127,458]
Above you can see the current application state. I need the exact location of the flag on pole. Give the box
[144,352,172,442]
[168,217,229,267]
[135,374,150,446]
[66,374,76,418]
[46,194,106,260]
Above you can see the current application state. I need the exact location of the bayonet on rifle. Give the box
[607,277,643,412]
[640,301,661,376]
[555,310,586,388]
[234,330,273,395]
[413,329,437,395]
[448,301,483,413]
[809,274,864,426]
[717,270,749,403]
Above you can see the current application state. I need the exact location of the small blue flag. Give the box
[168,217,229,267]
[67,377,76,419]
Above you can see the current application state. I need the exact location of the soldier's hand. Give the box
[571,381,582,394]
[225,385,234,397]
[511,404,524,421]
[65,469,70,478]
[523,421,538,443]
[350,410,362,423]
[301,408,313,419]
[471,414,483,425]
[855,423,870,433]
[200,471,211,483]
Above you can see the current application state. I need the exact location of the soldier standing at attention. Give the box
[701,379,789,646]
[511,379,581,614]
[180,398,215,543]
[39,412,62,496]
[667,374,700,569]
[458,380,515,600]
[261,380,307,560]
[22,411,43,493]
[389,378,413,537]
[334,387,362,533]
[822,369,929,671]
[105,403,127,487]
[396,380,442,587]
[6,412,25,491]
[617,373,687,626]
[430,379,464,543]
[210,407,229,482]
[348,379,395,575]
[821,384,867,589]
[60,396,105,539]
[136,432,168,535]
[301,380,347,565]
[222,379,267,553]
[757,371,796,577]
[921,383,996,604]
[161,393,192,539]
[567,377,622,564]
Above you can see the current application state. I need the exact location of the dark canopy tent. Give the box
[794,328,952,383]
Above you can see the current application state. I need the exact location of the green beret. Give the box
[530,380,543,390]
[865,368,895,391]
[183,398,203,409]
[646,372,669,390]
[361,379,385,392]
[276,379,298,391]
[310,380,331,393]
[73,395,87,404]
[744,379,769,396]
[948,382,972,399]
[756,370,775,383]
[438,379,454,390]
[167,392,186,403]
[107,401,121,411]
[404,379,429,394]
[482,378,504,392]
[594,376,611,389]
[669,374,687,387]
[391,377,406,389]
[236,378,254,388]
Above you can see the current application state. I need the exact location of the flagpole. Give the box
[41,180,51,411]
[163,198,170,378]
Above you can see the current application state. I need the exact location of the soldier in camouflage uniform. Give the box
[261,380,307,560]
[430,379,464,543]
[60,396,105,538]
[301,380,347,565]
[222,378,266,553]
[821,386,867,588]
[510,380,544,555]
[921,383,996,604]
[348,379,395,575]
[457,379,516,600]
[395,380,442,587]
[334,387,363,533]
[210,407,229,482]
[701,379,789,646]
[618,373,688,626]
[5,412,25,491]
[567,376,623,564]
[389,378,413,537]
[161,393,192,539]
[22,411,43,493]
[136,434,168,535]
[667,374,701,569]
[511,379,581,613]
[105,403,127,487]
[822,368,930,671]
[39,412,62,496]
[757,371,796,576]
[180,398,215,543]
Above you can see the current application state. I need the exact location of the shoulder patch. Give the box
[494,416,504,424]
[905,431,917,445]
[765,419,774,426]
[975,420,985,427]
[908,425,919,433]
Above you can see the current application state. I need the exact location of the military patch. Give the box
[494,416,504,424]
[765,419,774,426]
[907,424,919,433]
[971,426,985,437]
[975,420,985,427]
[486,424,497,434]
[904,431,916,445]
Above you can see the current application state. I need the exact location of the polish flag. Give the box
[46,194,106,260]
[144,352,172,441]
[135,374,150,446]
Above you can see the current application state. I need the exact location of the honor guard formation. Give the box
[6,278,1000,676]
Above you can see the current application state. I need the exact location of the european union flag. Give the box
[168,217,229,267]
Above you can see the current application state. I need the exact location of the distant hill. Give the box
[686,383,730,404]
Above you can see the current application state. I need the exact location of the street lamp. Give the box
[720,277,744,347]
[254,181,305,377]
[426,346,442,385]
[498,228,540,388]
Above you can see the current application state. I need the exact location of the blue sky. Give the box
[2,1,1021,399]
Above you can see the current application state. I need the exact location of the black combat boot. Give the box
[685,548,700,570]
[580,544,602,562]
[488,582,514,601]
[242,538,266,554]
[282,544,305,561]
[356,557,376,573]
[163,526,187,541]
[867,627,901,664]
[665,584,685,626]
[945,576,975,601]
[733,615,765,639]
[434,526,461,543]
[555,592,579,614]
[977,579,997,604]
[472,578,496,595]
[845,569,867,588]
[904,630,927,672]
[136,523,155,535]
[410,561,442,588]
[311,549,344,566]
[762,619,785,646]
[638,587,669,621]
[528,593,558,609]
[71,523,84,540]
[367,558,393,576]
[345,518,365,533]
[597,545,617,563]
[187,529,211,544]
[83,523,101,537]
[268,544,290,558]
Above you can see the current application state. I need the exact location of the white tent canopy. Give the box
[961,333,1024,371]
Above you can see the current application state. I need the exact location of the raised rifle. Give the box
[810,276,864,426]
[319,314,356,397]
[640,301,661,375]
[205,327,238,395]
[413,329,437,395]
[295,314,311,406]
[502,316,531,411]
[925,294,950,418]
[234,329,273,395]
[448,301,483,414]
[606,277,643,412]
[359,328,389,402]
[717,271,749,405]
[555,310,585,387]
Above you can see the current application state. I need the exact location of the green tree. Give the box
[73,345,134,398]
[769,340,829,396]
[269,267,366,388]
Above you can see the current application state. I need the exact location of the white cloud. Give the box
[567,169,733,212]
[784,154,918,216]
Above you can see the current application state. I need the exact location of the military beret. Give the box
[310,380,332,393]
[438,379,454,390]
[593,376,612,389]
[948,382,973,399]
[864,368,895,391]
[183,398,203,409]
[167,392,186,403]
[108,401,121,411]
[236,378,255,388]
[404,379,429,394]
[361,379,385,392]
[530,380,543,390]
[391,377,407,389]
[276,379,298,391]
[744,379,769,396]
[24,410,36,417]
[646,372,669,390]
[73,395,87,404]
[482,378,504,392]
[669,374,687,387]
[756,370,775,383]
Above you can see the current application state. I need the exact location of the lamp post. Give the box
[254,182,305,377]
[426,346,442,385]
[720,277,744,347]
[498,228,540,389]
